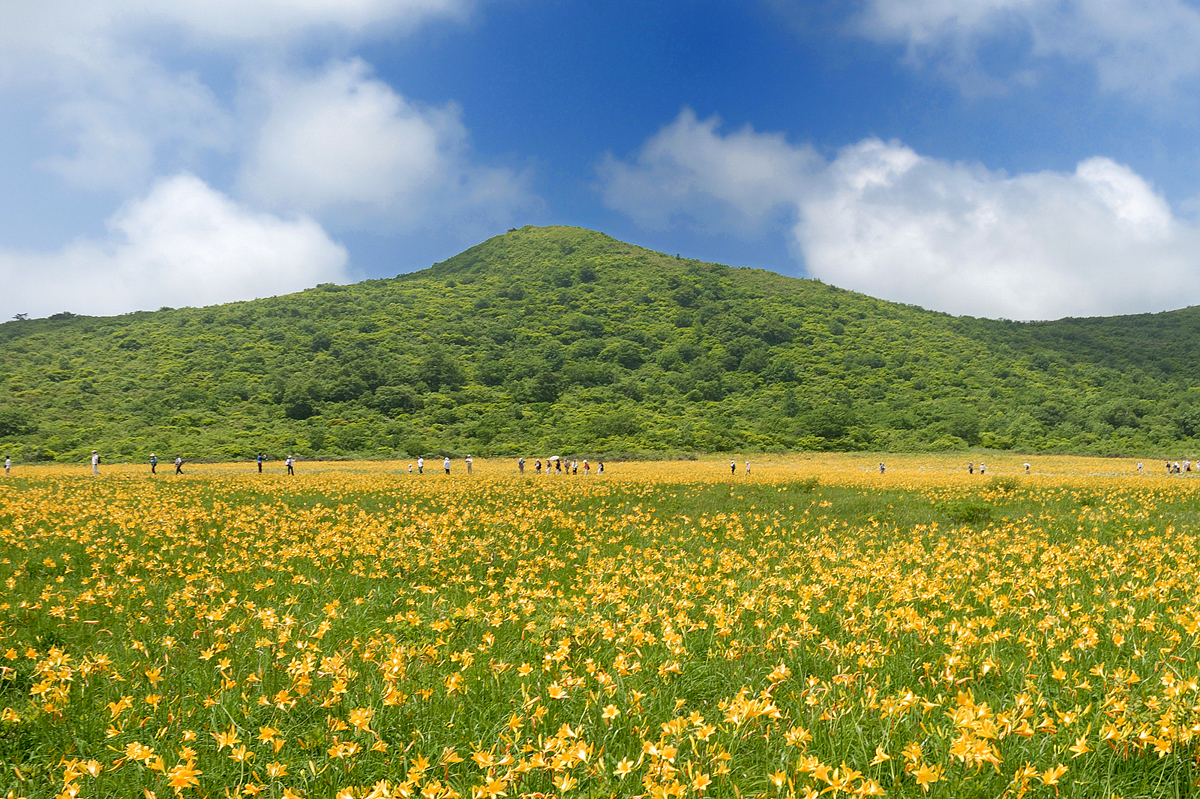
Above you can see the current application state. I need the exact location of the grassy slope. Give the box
[2,225,1199,462]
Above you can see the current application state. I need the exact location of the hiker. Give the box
[597,461,604,474]
[257,453,264,473]
[731,459,736,475]
[3,456,10,476]
[443,456,450,474]
[1024,462,1031,474]
[967,461,973,474]
[466,455,473,474]
[174,455,183,475]
[91,450,100,477]
[286,455,294,475]
[519,457,525,473]
[535,458,542,474]
[150,453,157,474]
[417,457,424,474]
[745,461,751,475]
[879,462,885,474]
[583,459,589,475]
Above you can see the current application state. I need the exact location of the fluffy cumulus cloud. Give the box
[0,175,349,321]
[1,1,468,57]
[856,0,1200,95]
[598,109,821,233]
[241,60,535,230]
[0,0,529,315]
[602,111,1200,319]
[0,2,468,192]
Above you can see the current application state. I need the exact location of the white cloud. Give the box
[35,60,232,193]
[797,140,1199,319]
[598,109,820,233]
[856,0,1200,96]
[601,110,1200,319]
[0,174,349,320]
[0,1,472,194]
[240,60,536,231]
[0,1,468,59]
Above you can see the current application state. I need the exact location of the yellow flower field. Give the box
[0,455,1197,798]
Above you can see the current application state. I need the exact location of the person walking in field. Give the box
[91,450,100,477]
[257,454,264,473]
[967,461,973,474]
[174,455,183,474]
[583,459,589,475]
[1024,462,1031,474]
[535,458,542,474]
[149,453,157,474]
[745,461,751,475]
[466,455,473,474]
[1137,461,1143,474]
[4,456,10,476]
[519,457,525,473]
[879,462,885,474]
[443,456,451,474]
[286,455,294,475]
[417,457,424,474]
[731,459,736,475]
[597,461,604,474]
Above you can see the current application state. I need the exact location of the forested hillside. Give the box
[2,226,1199,462]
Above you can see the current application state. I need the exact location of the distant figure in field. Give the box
[571,459,578,475]
[1137,461,1143,474]
[408,463,413,474]
[466,455,473,474]
[150,453,157,474]
[535,459,542,474]
[91,450,100,477]
[4,456,10,476]
[967,461,973,474]
[598,461,604,474]
[583,459,589,475]
[1024,462,1031,474]
[174,455,183,474]
[519,457,525,473]
[417,457,424,474]
[979,463,986,474]
[286,455,294,475]
[745,461,751,475]
[257,454,264,473]
[879,462,885,474]
[555,459,562,474]
[443,456,451,474]
[731,459,736,475]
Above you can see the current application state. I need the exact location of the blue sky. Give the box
[5,0,1200,321]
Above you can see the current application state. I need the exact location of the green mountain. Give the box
[3,225,1199,462]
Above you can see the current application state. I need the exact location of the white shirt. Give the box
[443,457,450,469]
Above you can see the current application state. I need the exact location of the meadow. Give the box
[0,454,1198,798]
